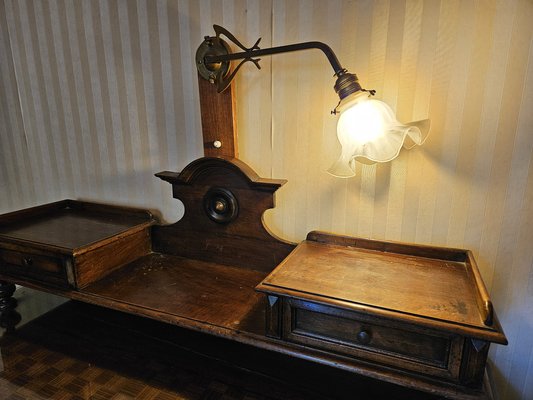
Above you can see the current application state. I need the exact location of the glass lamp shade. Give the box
[328,92,429,178]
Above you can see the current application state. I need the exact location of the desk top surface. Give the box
[257,236,505,343]
[0,200,153,252]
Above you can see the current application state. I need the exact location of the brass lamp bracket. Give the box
[196,34,231,85]
[196,25,262,93]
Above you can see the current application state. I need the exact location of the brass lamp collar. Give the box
[334,71,362,100]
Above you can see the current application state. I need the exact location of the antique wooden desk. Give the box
[0,157,506,399]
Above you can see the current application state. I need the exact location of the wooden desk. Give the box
[0,157,506,400]
[257,233,506,390]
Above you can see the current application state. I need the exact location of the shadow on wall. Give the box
[489,360,520,400]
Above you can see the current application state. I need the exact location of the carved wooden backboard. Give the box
[153,157,295,272]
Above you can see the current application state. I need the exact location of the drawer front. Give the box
[283,299,464,381]
[0,246,72,288]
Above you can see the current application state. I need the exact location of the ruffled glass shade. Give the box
[328,92,429,178]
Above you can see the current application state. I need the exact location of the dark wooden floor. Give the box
[0,301,440,400]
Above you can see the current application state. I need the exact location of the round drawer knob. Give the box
[214,199,227,213]
[356,329,371,345]
[203,187,239,224]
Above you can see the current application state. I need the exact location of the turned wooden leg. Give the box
[0,281,21,333]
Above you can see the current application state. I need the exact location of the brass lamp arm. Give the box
[205,40,345,76]
[196,25,363,99]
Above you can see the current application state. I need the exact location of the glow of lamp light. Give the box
[328,92,429,178]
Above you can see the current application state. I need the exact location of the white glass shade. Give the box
[328,92,429,178]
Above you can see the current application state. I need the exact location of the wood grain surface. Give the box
[259,237,506,344]
[84,252,267,333]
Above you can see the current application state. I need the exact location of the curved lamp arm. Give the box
[196,25,429,178]
[196,25,364,101]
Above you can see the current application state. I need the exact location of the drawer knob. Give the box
[357,329,371,344]
[22,257,33,267]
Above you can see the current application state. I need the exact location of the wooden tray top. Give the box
[0,200,154,253]
[257,232,506,344]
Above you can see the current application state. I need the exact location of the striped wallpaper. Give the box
[0,1,532,399]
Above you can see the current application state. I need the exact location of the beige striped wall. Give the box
[0,1,532,398]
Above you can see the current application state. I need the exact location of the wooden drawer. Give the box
[0,246,73,288]
[283,299,464,381]
[258,234,507,392]
[0,200,155,289]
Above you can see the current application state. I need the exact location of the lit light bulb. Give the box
[328,92,429,178]
[338,98,386,145]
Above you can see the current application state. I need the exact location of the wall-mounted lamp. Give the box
[196,25,429,177]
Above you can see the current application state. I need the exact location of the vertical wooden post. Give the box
[198,75,238,158]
